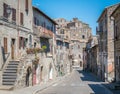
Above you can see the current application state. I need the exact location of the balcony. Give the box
[33,25,54,39]
[56,34,70,43]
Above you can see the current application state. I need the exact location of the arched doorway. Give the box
[26,66,32,86]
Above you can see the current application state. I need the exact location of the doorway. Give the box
[40,66,43,82]
[11,39,15,59]
[80,61,82,67]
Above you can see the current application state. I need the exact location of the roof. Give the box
[111,4,120,17]
[33,6,57,25]
[97,3,120,22]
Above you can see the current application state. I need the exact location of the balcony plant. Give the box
[26,48,42,54]
[41,45,47,52]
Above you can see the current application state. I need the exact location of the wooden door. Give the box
[4,37,7,53]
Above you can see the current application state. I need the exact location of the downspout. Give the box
[17,0,20,57]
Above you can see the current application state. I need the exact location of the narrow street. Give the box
[37,70,113,94]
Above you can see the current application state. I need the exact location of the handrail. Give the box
[2,52,10,70]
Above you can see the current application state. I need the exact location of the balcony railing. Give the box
[33,25,54,39]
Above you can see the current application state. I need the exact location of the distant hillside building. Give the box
[55,18,92,71]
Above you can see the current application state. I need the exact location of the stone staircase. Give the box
[2,61,19,86]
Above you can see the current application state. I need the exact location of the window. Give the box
[34,17,37,25]
[19,37,27,49]
[115,26,118,40]
[25,0,28,12]
[20,12,23,25]
[37,19,39,25]
[72,61,74,65]
[12,8,16,22]
[80,62,82,67]
[79,55,81,58]
[4,37,7,53]
[82,35,85,39]
[19,37,23,49]
[3,3,8,18]
[61,29,64,34]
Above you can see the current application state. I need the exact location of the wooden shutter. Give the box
[3,3,8,18]
[25,0,28,11]
[4,37,7,53]
[12,8,16,22]
[20,12,23,25]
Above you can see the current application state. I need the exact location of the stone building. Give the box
[97,4,119,82]
[0,0,33,61]
[55,18,91,72]
[84,36,99,75]
[0,0,34,87]
[68,18,92,70]
[55,18,71,75]
[0,0,57,89]
[111,4,120,82]
[32,6,57,84]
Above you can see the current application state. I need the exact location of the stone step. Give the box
[3,79,16,82]
[5,68,17,71]
[3,73,17,76]
[7,65,18,68]
[5,68,18,70]
[3,76,17,79]
[7,64,18,66]
[2,60,20,86]
[0,86,14,90]
[9,61,19,63]
[3,71,17,73]
[2,82,15,85]
[8,63,19,65]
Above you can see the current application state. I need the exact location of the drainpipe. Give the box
[17,0,20,57]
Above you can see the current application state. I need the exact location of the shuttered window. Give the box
[3,3,8,18]
[25,0,28,12]
[4,37,7,53]
[12,8,16,22]
[20,12,23,25]
[19,37,26,49]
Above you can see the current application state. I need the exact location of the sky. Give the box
[32,0,120,35]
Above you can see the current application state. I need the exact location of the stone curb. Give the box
[33,74,69,94]
[32,78,61,94]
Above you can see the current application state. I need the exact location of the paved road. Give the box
[37,70,113,94]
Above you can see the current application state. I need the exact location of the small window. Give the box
[12,8,16,22]
[82,35,85,39]
[20,12,23,25]
[25,0,29,13]
[34,17,37,25]
[79,55,81,58]
[3,3,8,18]
[80,62,82,67]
